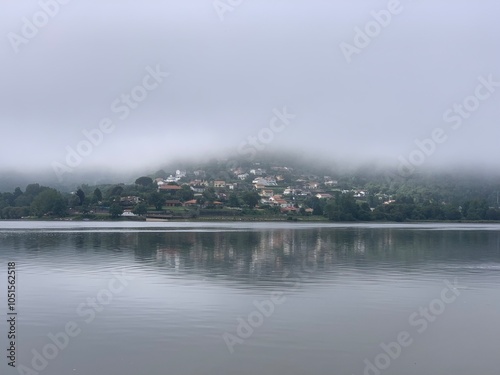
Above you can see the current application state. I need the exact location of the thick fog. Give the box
[1,0,499,179]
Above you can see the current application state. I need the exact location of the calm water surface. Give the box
[1,221,499,375]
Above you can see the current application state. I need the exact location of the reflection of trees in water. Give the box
[1,229,499,280]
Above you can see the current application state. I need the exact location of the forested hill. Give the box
[1,158,500,221]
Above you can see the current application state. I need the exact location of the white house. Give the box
[316,193,333,199]
[165,175,179,183]
[237,173,249,180]
[252,177,277,186]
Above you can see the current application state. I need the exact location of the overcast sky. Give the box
[1,0,499,177]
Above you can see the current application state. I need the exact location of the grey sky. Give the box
[1,0,499,176]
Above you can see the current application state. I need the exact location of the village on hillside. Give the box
[108,162,375,220]
[2,159,499,222]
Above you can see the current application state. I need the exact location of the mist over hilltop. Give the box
[1,149,500,196]
[1,0,499,183]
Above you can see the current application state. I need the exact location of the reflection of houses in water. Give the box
[354,237,366,254]
[282,232,295,256]
[156,247,181,270]
[246,230,324,276]
[148,228,395,279]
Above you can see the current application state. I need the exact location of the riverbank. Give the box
[3,215,500,224]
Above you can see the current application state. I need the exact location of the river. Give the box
[1,222,499,375]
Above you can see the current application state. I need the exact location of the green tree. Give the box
[242,191,260,209]
[93,188,103,202]
[68,194,81,208]
[358,202,372,221]
[324,193,369,221]
[132,203,148,216]
[1,192,15,207]
[13,187,23,199]
[76,188,85,205]
[485,208,500,220]
[135,176,153,187]
[463,199,488,220]
[304,197,324,215]
[443,204,462,220]
[1,207,10,219]
[109,204,124,218]
[108,185,124,198]
[176,185,194,201]
[25,183,44,197]
[202,188,217,204]
[2,207,29,219]
[154,169,168,179]
[13,194,31,207]
[148,192,165,210]
[228,193,240,207]
[30,189,67,217]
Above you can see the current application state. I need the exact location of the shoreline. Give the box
[2,216,500,224]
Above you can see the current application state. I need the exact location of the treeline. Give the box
[371,196,500,222]
[0,178,256,219]
[0,184,67,219]
[0,182,143,219]
[2,179,500,222]
[306,194,500,222]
